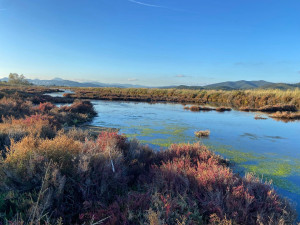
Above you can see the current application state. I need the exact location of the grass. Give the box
[270,111,300,121]
[67,87,300,110]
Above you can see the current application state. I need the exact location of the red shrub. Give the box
[63,100,95,114]
[97,132,128,152]
[37,102,56,112]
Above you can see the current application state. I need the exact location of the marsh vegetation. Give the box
[0,87,299,224]
[66,87,300,110]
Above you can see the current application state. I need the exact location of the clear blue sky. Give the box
[0,0,299,86]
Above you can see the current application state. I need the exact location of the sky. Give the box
[0,0,299,86]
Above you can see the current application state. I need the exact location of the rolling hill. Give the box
[0,77,147,88]
[1,77,299,90]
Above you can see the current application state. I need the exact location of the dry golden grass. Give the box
[68,87,300,110]
[270,111,300,120]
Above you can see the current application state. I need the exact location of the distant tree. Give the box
[8,73,31,85]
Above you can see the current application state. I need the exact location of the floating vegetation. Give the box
[186,105,232,112]
[122,122,196,148]
[209,144,300,194]
[189,105,214,111]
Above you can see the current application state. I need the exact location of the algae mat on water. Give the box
[209,144,300,195]
[122,121,198,148]
[120,121,300,195]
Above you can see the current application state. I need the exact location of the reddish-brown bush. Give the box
[37,102,57,112]
[0,133,296,224]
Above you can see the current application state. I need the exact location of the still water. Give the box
[88,100,300,213]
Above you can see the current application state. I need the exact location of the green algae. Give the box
[207,144,300,194]
[243,162,292,177]
[209,146,266,163]
[120,120,300,195]
[122,121,196,147]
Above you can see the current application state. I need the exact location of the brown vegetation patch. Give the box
[195,130,210,137]
[190,106,214,112]
[258,104,297,112]
[215,107,232,112]
[270,111,300,121]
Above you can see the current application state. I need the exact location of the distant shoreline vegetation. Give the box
[0,73,33,86]
[65,87,300,111]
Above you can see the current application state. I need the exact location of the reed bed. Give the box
[68,87,300,110]
[269,111,300,120]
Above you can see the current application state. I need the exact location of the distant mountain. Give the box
[163,80,300,90]
[163,85,204,90]
[1,77,299,90]
[260,83,300,90]
[162,80,274,90]
[0,77,147,88]
[203,80,274,90]
[29,78,106,87]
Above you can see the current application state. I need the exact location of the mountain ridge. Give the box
[0,77,147,88]
[0,77,299,90]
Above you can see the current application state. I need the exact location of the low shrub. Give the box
[61,100,96,115]
[0,98,33,121]
[37,102,57,112]
[0,115,56,153]
[0,133,295,224]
